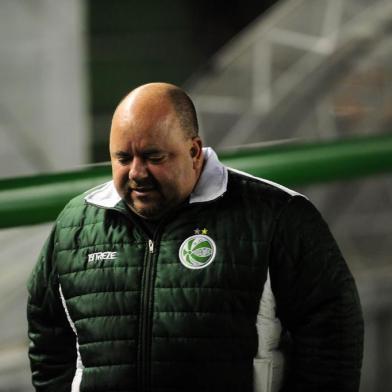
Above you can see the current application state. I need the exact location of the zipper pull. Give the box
[148,239,154,254]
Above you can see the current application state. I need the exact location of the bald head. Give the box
[112,82,199,139]
[109,82,204,219]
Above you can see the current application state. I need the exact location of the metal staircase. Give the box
[188,0,392,148]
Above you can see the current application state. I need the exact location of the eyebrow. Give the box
[143,148,164,155]
[113,151,131,158]
[112,148,165,158]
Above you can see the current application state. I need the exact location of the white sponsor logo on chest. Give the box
[88,251,117,263]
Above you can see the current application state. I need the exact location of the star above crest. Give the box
[194,228,209,235]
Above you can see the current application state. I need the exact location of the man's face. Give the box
[110,102,202,220]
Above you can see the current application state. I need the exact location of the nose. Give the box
[129,157,148,182]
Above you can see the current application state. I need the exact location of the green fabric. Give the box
[27,170,363,392]
[28,171,270,392]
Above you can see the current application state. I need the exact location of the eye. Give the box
[113,151,132,165]
[146,153,166,163]
[117,157,131,165]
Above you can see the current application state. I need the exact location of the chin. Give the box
[130,203,164,220]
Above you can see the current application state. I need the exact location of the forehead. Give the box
[110,103,185,152]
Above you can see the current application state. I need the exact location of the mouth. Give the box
[130,187,156,196]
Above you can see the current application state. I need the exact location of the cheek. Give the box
[170,165,194,195]
[148,166,177,192]
[112,166,129,192]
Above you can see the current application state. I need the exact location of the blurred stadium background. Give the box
[1,0,392,391]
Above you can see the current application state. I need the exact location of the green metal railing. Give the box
[1,134,391,228]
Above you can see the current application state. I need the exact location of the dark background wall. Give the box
[87,0,278,161]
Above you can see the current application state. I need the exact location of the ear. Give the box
[190,146,197,157]
[190,137,203,169]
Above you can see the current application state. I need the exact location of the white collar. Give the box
[84,147,228,208]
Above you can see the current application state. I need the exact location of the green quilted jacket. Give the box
[27,148,363,392]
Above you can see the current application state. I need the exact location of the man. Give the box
[28,82,363,392]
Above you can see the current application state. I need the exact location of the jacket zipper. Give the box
[95,203,185,391]
[138,235,160,392]
[148,239,154,253]
[97,203,158,392]
[136,203,214,390]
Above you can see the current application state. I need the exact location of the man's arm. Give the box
[269,196,364,392]
[27,227,76,391]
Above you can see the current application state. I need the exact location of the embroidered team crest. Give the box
[179,229,216,269]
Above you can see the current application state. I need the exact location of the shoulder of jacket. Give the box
[227,168,307,206]
[55,186,106,229]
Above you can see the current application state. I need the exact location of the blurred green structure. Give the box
[1,133,391,229]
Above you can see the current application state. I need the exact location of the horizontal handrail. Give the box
[1,134,391,228]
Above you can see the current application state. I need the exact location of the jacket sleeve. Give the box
[27,226,77,391]
[269,196,364,392]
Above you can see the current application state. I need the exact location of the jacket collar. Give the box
[84,147,228,208]
[189,147,228,203]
